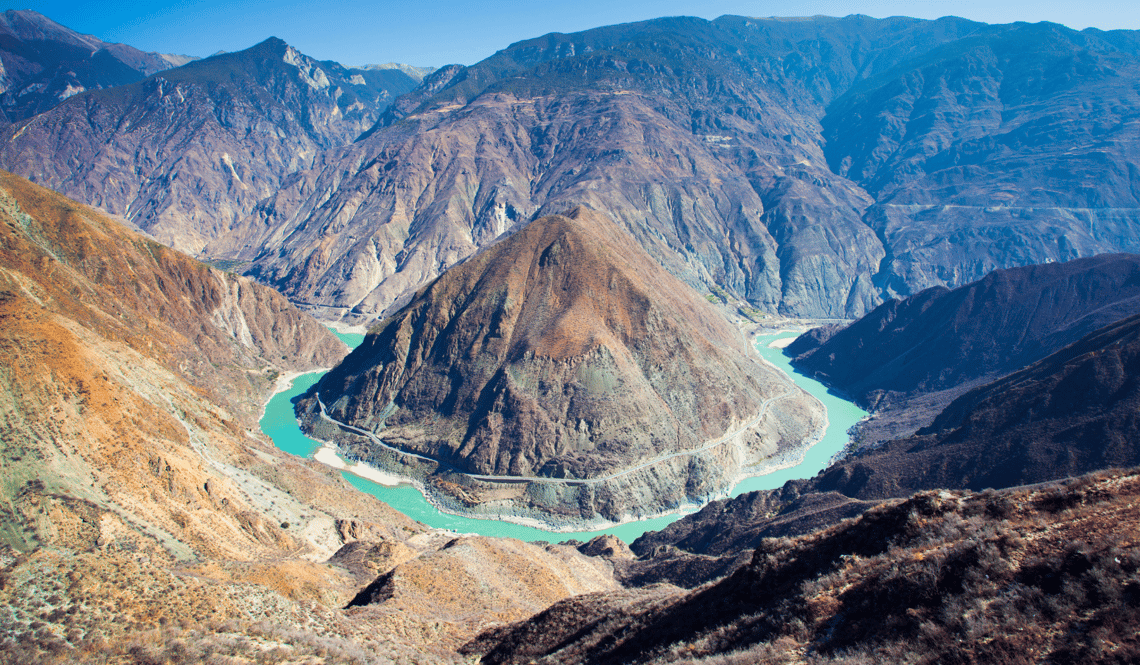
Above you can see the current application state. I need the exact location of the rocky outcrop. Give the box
[0,10,194,122]
[0,37,421,254]
[302,207,823,522]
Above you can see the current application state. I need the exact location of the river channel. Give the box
[258,330,867,543]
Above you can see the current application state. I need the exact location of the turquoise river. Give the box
[258,330,868,543]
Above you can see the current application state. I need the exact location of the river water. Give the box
[258,330,867,543]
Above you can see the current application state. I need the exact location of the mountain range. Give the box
[1,15,1138,323]
[0,10,195,123]
[4,8,1140,664]
[1,26,426,255]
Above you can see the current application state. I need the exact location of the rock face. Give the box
[0,10,194,122]
[790,253,1140,409]
[0,37,421,254]
[303,207,823,522]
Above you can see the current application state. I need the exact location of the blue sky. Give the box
[5,1,1139,67]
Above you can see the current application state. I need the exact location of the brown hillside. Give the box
[308,207,822,522]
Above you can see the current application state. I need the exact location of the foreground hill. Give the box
[0,36,422,254]
[302,208,823,524]
[467,470,1140,664]
[0,10,193,122]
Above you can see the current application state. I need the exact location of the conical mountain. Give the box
[306,207,822,521]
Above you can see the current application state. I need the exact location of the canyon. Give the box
[3,8,1140,664]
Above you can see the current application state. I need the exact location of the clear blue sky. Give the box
[5,1,1139,67]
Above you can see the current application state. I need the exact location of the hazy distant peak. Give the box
[347,62,436,82]
[0,9,102,49]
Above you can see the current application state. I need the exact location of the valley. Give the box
[259,328,866,542]
[3,5,1140,664]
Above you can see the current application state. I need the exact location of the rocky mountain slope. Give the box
[0,10,194,123]
[467,470,1140,664]
[789,253,1140,409]
[0,167,360,556]
[300,208,823,523]
[814,310,1140,500]
[0,36,422,254]
[0,171,640,662]
[198,15,1140,326]
[637,305,1140,560]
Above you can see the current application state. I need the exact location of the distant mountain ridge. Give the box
[212,14,1140,324]
[4,14,1140,323]
[0,9,194,122]
[0,36,422,254]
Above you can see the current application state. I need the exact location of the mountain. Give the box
[299,207,823,523]
[637,305,1140,560]
[0,36,422,254]
[824,22,1140,298]
[200,15,1140,326]
[466,472,1140,664]
[789,253,1140,409]
[814,310,1140,499]
[222,14,974,322]
[0,167,363,556]
[0,9,194,122]
[0,170,637,660]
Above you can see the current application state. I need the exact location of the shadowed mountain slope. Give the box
[302,207,823,522]
[814,311,1140,500]
[637,306,1140,559]
[467,472,1140,664]
[789,253,1140,409]
[0,10,193,123]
